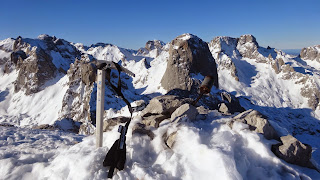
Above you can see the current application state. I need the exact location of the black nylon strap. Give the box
[104,62,133,178]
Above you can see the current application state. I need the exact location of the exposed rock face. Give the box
[137,40,165,57]
[161,33,219,91]
[209,36,239,81]
[237,35,260,60]
[145,40,165,52]
[60,54,96,134]
[6,35,80,95]
[229,109,279,140]
[300,45,320,62]
[14,48,57,94]
[271,135,314,168]
[218,92,245,115]
[271,58,285,74]
[209,35,320,110]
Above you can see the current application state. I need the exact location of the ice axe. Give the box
[94,60,135,178]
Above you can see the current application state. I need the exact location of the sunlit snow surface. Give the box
[0,36,320,179]
[1,114,319,180]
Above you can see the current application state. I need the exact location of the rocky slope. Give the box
[209,35,320,111]
[300,45,320,62]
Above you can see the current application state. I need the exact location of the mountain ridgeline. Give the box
[0,33,320,134]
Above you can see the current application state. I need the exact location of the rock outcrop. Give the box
[140,95,191,128]
[272,135,315,168]
[136,40,165,58]
[4,35,80,95]
[161,33,219,92]
[228,109,279,140]
[60,54,96,134]
[300,45,320,62]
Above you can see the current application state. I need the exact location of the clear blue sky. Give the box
[1,0,319,50]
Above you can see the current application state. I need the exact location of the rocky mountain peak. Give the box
[300,45,320,62]
[136,40,165,58]
[238,34,259,47]
[145,40,165,51]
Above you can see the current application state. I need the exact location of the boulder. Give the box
[229,109,279,140]
[271,135,314,168]
[132,123,155,140]
[132,100,147,112]
[161,33,218,91]
[163,131,177,149]
[196,106,209,120]
[103,116,130,132]
[141,114,168,128]
[141,95,189,117]
[218,92,245,115]
[171,103,198,123]
[166,89,219,110]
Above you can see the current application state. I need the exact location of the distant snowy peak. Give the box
[0,38,15,52]
[300,45,320,62]
[136,40,166,58]
[209,34,283,62]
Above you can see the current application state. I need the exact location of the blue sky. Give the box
[1,0,319,50]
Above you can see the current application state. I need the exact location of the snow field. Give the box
[1,111,318,180]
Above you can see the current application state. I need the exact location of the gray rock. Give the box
[33,124,55,130]
[161,33,218,91]
[141,95,189,117]
[218,103,231,115]
[272,135,314,168]
[103,116,130,132]
[196,106,209,120]
[132,100,147,112]
[236,35,261,60]
[132,123,155,139]
[218,92,245,115]
[209,36,240,81]
[163,131,177,149]
[137,40,165,57]
[60,55,96,130]
[300,45,320,62]
[230,109,279,140]
[271,58,285,74]
[141,114,168,128]
[171,103,198,123]
[11,35,80,95]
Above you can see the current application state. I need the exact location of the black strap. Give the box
[103,62,133,178]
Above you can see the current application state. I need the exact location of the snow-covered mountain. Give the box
[0,34,320,179]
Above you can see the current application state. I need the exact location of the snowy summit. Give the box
[0,33,320,179]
